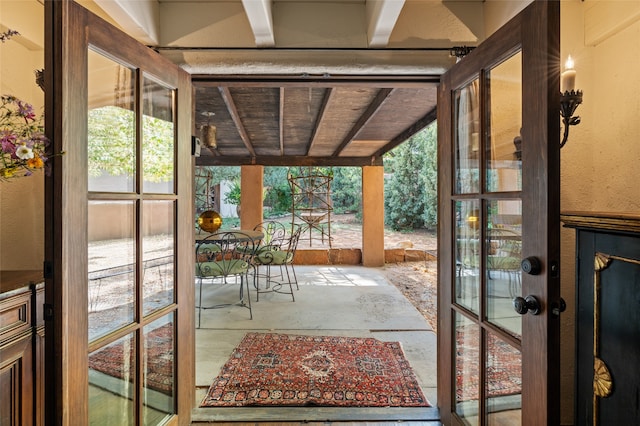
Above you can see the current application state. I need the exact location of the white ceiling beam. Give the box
[366,0,405,48]
[93,0,160,45]
[241,0,276,47]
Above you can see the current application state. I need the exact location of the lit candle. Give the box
[561,55,576,93]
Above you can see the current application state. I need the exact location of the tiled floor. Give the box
[192,265,439,423]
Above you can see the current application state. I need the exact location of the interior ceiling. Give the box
[91,0,486,166]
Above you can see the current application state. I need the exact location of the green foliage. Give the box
[87,106,176,182]
[87,106,136,178]
[196,166,240,186]
[263,167,292,216]
[224,180,241,205]
[384,123,437,231]
[331,167,362,214]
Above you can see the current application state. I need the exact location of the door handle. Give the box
[521,256,542,275]
[513,295,541,315]
[552,298,567,316]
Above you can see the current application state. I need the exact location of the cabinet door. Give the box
[576,230,640,426]
[0,334,34,425]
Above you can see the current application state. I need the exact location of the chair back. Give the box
[195,231,256,278]
[253,224,302,266]
[253,221,288,245]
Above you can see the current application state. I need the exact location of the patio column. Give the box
[240,165,263,229]
[362,165,384,267]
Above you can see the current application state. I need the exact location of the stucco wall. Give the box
[0,2,45,270]
[559,1,640,424]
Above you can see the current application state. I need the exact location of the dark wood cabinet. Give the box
[0,271,44,426]
[562,212,640,426]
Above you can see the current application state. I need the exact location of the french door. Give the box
[437,2,561,425]
[44,1,194,424]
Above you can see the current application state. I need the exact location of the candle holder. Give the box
[560,89,583,148]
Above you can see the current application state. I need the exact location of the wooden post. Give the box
[362,166,385,266]
[240,165,263,229]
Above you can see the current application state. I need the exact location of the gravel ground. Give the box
[381,260,438,333]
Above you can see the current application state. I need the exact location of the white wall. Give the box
[0,0,45,270]
[219,180,238,218]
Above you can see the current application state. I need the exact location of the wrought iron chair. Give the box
[195,231,256,327]
[487,228,522,298]
[251,222,302,302]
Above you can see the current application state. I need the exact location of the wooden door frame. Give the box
[437,2,561,424]
[44,1,194,423]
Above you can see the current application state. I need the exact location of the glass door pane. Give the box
[454,79,481,194]
[455,313,480,425]
[142,314,175,423]
[486,199,522,337]
[142,200,175,316]
[455,200,481,314]
[88,200,135,341]
[486,333,522,425]
[88,332,136,425]
[87,49,136,193]
[142,77,175,194]
[486,52,522,193]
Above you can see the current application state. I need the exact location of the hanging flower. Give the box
[0,94,54,180]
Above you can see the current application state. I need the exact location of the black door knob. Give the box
[513,295,541,315]
[521,256,542,275]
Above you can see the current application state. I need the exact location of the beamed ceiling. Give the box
[193,78,439,167]
[74,0,508,166]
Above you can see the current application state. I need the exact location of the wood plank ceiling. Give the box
[194,79,439,167]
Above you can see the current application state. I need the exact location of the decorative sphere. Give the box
[198,210,223,232]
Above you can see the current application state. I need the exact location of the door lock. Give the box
[521,256,542,275]
[513,295,541,315]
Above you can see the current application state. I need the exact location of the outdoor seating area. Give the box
[194,224,304,326]
[193,265,438,423]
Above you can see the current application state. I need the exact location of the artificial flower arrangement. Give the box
[0,94,51,179]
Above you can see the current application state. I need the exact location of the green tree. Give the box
[263,167,292,216]
[420,124,438,227]
[88,106,176,182]
[331,167,362,215]
[384,123,437,230]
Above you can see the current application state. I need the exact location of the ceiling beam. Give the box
[194,77,439,88]
[367,0,406,48]
[160,49,455,76]
[332,88,393,157]
[196,155,383,167]
[241,0,276,47]
[218,87,257,157]
[374,106,438,157]
[94,0,159,45]
[306,88,335,156]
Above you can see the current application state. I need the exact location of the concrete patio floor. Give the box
[192,265,440,423]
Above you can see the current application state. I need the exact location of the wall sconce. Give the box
[201,112,217,149]
[560,55,583,148]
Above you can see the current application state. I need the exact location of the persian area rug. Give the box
[456,325,522,402]
[200,332,430,407]
[88,323,173,395]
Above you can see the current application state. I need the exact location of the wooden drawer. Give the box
[0,291,31,344]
